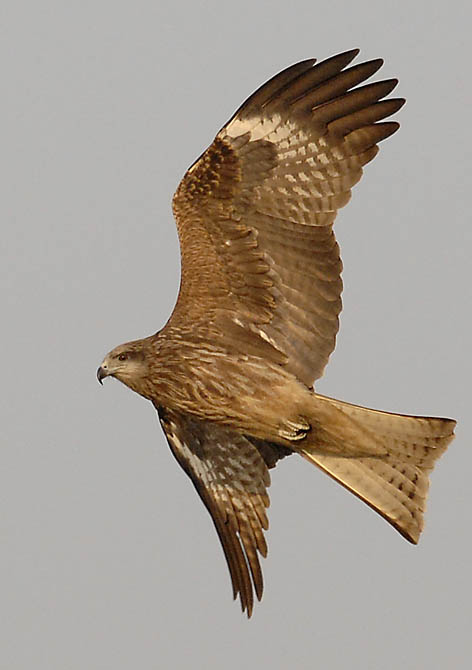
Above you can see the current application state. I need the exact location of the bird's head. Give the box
[97,339,150,396]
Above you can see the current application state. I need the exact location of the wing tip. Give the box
[326,47,361,63]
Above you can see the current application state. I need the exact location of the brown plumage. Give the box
[97,50,456,617]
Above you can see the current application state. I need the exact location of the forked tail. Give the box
[301,394,456,543]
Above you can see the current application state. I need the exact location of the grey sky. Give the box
[2,1,471,668]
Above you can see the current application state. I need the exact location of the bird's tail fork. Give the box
[300,394,456,543]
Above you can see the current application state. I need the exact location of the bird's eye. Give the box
[118,353,128,361]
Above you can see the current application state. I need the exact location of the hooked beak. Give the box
[97,366,109,385]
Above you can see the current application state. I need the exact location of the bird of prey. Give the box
[97,49,455,617]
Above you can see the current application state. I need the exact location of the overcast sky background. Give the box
[2,2,471,668]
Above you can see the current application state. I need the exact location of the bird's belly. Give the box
[154,351,312,443]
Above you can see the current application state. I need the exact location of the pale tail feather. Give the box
[301,394,456,543]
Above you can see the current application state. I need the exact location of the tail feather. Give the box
[301,395,455,543]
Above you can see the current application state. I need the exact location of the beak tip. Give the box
[97,366,106,385]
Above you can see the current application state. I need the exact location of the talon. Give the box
[279,420,310,441]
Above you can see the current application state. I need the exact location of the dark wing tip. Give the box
[394,97,407,111]
[319,48,361,66]
[354,57,384,78]
[335,47,361,61]
[379,120,401,138]
[227,50,365,124]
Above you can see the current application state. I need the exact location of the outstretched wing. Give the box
[170,49,404,386]
[158,408,271,617]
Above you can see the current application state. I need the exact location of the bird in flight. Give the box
[97,49,455,617]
